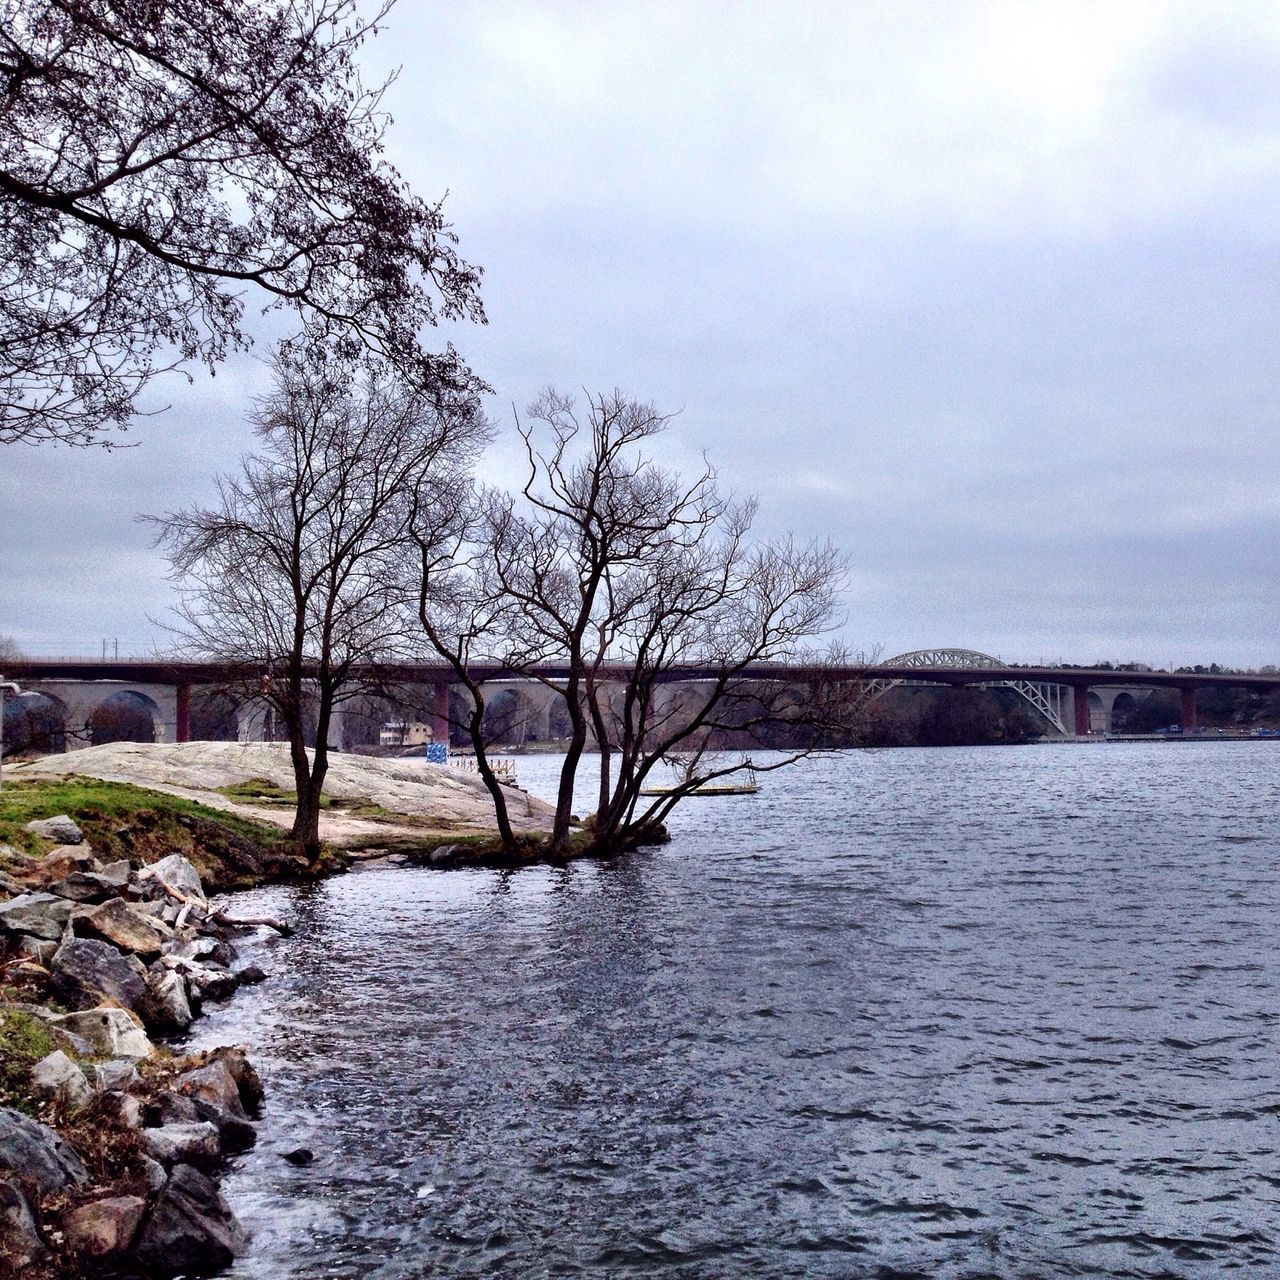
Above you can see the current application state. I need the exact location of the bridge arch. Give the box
[2,690,69,755]
[869,649,1070,737]
[89,689,161,745]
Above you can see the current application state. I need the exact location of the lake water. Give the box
[192,742,1280,1278]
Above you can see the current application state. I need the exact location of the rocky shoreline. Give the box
[0,815,291,1278]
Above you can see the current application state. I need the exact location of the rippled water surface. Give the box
[194,743,1280,1278]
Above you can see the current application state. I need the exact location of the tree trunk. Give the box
[285,682,328,865]
[462,687,518,852]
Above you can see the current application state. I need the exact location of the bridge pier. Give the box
[1181,687,1197,734]
[1072,685,1091,736]
[431,678,450,746]
[176,684,191,744]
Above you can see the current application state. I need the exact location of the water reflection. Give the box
[194,744,1280,1277]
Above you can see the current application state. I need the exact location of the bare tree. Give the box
[1,0,485,446]
[150,344,486,860]
[408,481,528,850]
[414,389,854,859]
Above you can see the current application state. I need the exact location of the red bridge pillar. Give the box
[431,678,450,747]
[176,683,191,743]
[1073,685,1091,736]
[1180,686,1197,735]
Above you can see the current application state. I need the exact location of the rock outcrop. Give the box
[0,835,279,1278]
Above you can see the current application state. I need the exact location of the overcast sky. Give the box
[5,0,1280,667]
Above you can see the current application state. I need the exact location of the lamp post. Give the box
[0,679,20,792]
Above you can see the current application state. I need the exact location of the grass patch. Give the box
[216,778,392,817]
[0,776,300,889]
[0,1006,58,1114]
[216,777,296,806]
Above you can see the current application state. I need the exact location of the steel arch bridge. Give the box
[865,648,1069,736]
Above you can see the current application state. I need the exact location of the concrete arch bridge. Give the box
[7,651,1276,747]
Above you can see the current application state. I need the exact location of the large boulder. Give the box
[131,1164,246,1277]
[24,815,83,844]
[93,1058,142,1093]
[29,1050,92,1113]
[0,1179,47,1272]
[77,898,169,958]
[139,854,206,903]
[48,1008,153,1059]
[175,1061,246,1121]
[98,859,133,888]
[50,937,146,1011]
[0,1106,88,1194]
[140,1123,221,1167]
[0,892,74,941]
[37,845,97,882]
[62,1194,146,1261]
[157,955,238,1002]
[175,1060,255,1152]
[209,1046,264,1114]
[140,968,193,1034]
[47,871,122,903]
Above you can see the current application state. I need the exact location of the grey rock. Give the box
[207,938,240,969]
[76,897,169,957]
[173,1060,257,1151]
[188,964,238,1002]
[153,1092,201,1126]
[233,963,268,985]
[98,859,132,887]
[47,870,121,903]
[141,968,193,1034]
[163,936,219,962]
[99,1089,145,1128]
[24,814,83,843]
[37,845,98,881]
[61,1193,146,1260]
[15,934,57,965]
[131,1163,247,1276]
[138,1153,168,1195]
[209,1046,264,1114]
[0,892,74,940]
[48,1008,153,1059]
[160,955,238,1001]
[29,1050,92,1112]
[0,1178,46,1270]
[139,854,206,903]
[141,1122,221,1166]
[94,1058,142,1093]
[189,1097,256,1153]
[176,1060,247,1121]
[0,1106,88,1194]
[50,937,146,1011]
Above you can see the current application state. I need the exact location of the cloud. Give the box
[5,2,1280,669]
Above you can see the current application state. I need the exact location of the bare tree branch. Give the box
[1,0,486,446]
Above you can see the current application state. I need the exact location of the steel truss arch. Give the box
[866,648,1068,737]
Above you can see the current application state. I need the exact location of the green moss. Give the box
[215,779,389,816]
[0,1007,58,1113]
[216,778,295,805]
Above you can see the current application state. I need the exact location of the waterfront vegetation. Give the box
[0,779,301,889]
